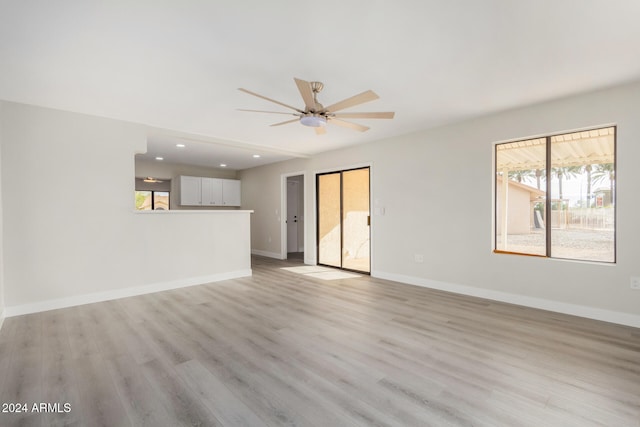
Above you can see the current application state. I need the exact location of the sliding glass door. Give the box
[317,172,342,267]
[317,167,370,273]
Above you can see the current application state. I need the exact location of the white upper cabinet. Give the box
[179,176,202,206]
[202,177,223,206]
[179,176,241,207]
[222,179,241,206]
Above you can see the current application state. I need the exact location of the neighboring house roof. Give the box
[593,187,611,194]
[496,176,545,200]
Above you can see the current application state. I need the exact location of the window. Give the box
[135,191,170,210]
[495,126,615,263]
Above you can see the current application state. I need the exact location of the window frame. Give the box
[494,126,616,263]
[135,190,171,211]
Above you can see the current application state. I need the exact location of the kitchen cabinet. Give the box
[178,176,241,207]
[179,175,202,206]
[222,179,241,206]
[202,177,223,206]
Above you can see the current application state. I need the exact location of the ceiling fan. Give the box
[238,78,394,135]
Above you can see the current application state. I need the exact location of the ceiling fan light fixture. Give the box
[300,115,327,127]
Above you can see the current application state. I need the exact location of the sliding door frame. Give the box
[316,166,371,274]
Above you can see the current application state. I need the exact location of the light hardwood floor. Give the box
[1,255,639,426]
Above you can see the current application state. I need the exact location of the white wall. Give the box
[240,80,640,326]
[242,160,307,259]
[0,102,251,314]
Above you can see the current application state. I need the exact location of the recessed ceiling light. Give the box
[220,163,227,167]
[176,143,185,148]
[155,156,163,161]
[252,154,261,158]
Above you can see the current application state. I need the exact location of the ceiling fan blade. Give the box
[238,109,298,115]
[332,112,395,119]
[329,118,370,132]
[270,118,300,127]
[315,126,327,135]
[324,90,379,113]
[294,78,315,111]
[238,88,303,113]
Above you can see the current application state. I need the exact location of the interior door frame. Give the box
[280,171,306,260]
[315,165,372,274]
[286,179,299,254]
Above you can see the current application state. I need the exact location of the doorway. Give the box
[316,167,370,273]
[286,175,304,260]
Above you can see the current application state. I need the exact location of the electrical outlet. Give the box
[414,254,424,263]
[631,277,640,290]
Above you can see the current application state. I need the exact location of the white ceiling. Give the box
[142,130,304,170]
[2,1,640,169]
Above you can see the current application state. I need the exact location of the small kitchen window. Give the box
[135,190,170,210]
[135,177,171,210]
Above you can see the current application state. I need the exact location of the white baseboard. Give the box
[5,269,252,318]
[0,308,5,332]
[251,249,283,259]
[372,270,640,329]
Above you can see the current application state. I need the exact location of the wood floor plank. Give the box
[0,314,44,427]
[273,328,451,426]
[175,359,267,427]
[139,358,223,427]
[71,354,132,427]
[0,254,638,426]
[64,306,101,360]
[39,309,81,427]
[104,353,173,427]
[197,352,324,427]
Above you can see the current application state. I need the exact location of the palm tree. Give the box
[534,168,545,190]
[584,164,593,207]
[508,169,536,184]
[591,163,615,206]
